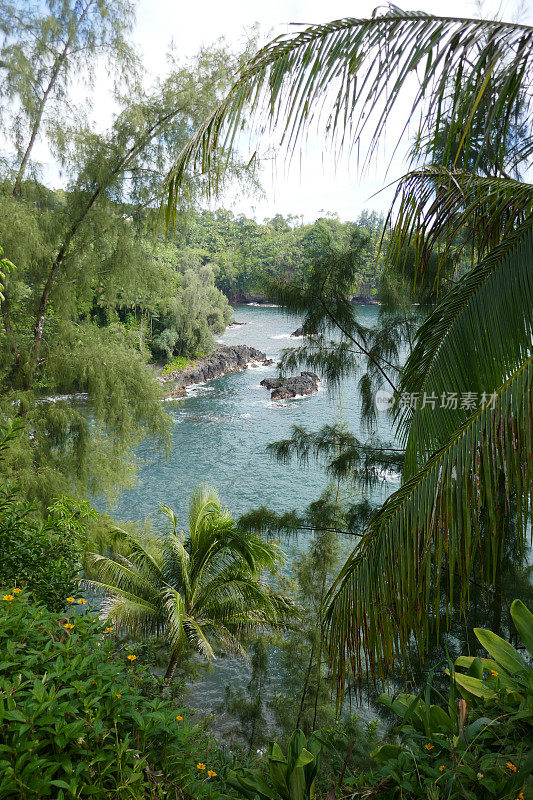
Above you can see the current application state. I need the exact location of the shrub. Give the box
[352,600,533,799]
[0,491,91,612]
[0,592,228,799]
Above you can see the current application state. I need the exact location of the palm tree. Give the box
[84,485,292,681]
[158,8,533,692]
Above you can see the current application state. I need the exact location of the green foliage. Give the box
[161,355,195,375]
[0,488,91,612]
[84,485,292,680]
[0,420,96,611]
[351,601,533,799]
[0,8,241,505]
[451,599,533,703]
[0,592,228,800]
[227,729,322,800]
[0,244,16,301]
[172,209,385,299]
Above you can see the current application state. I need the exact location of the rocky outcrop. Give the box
[158,346,272,397]
[260,372,319,400]
[290,326,304,337]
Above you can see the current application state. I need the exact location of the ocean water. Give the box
[108,304,399,723]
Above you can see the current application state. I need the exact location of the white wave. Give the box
[248,361,273,371]
[270,333,293,340]
[378,469,401,483]
[38,392,89,404]
[186,383,215,396]
[240,413,252,419]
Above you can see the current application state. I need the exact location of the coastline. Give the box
[155,345,274,398]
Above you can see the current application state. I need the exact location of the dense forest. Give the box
[1,2,532,800]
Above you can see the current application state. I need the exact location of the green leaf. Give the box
[474,628,528,675]
[371,744,402,763]
[448,671,496,699]
[227,769,279,800]
[510,599,533,657]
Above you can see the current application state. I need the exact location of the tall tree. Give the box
[0,13,243,505]
[0,0,136,197]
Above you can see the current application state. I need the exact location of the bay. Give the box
[108,303,399,725]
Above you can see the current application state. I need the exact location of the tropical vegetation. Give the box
[84,485,292,681]
[0,589,231,800]
[1,1,533,798]
[161,5,533,693]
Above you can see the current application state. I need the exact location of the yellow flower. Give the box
[3,594,14,601]
[176,715,183,721]
[516,793,524,800]
[197,763,206,771]
[439,765,445,772]
[63,623,74,629]
[491,670,499,676]
[127,654,137,661]
[77,598,87,605]
[507,762,517,773]
[105,627,114,632]
[116,694,122,698]
[12,588,22,594]
[425,743,434,751]
[66,597,75,603]
[207,770,217,778]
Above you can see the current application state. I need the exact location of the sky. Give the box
[32,0,533,223]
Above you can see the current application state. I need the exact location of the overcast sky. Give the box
[41,0,533,223]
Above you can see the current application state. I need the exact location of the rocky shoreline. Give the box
[156,345,273,398]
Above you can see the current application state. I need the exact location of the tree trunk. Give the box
[12,2,93,197]
[164,644,181,685]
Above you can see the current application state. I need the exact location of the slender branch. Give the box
[318,295,398,392]
[30,107,179,373]
[12,0,95,197]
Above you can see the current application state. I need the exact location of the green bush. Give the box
[352,600,533,799]
[0,592,227,799]
[0,490,90,612]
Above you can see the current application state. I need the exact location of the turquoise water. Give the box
[109,304,399,723]
[114,303,398,524]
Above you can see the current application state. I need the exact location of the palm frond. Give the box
[386,167,533,269]
[160,531,191,596]
[161,586,186,648]
[187,483,222,542]
[159,9,533,224]
[82,579,165,639]
[84,552,160,601]
[325,354,533,694]
[182,617,216,660]
[395,227,533,477]
[109,527,165,586]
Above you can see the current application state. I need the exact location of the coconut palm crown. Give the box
[84,484,292,680]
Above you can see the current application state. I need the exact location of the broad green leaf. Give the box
[226,770,279,800]
[474,628,528,675]
[294,748,314,769]
[455,656,499,672]
[371,744,402,763]
[466,657,483,679]
[428,705,453,733]
[510,599,533,657]
[448,671,496,699]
